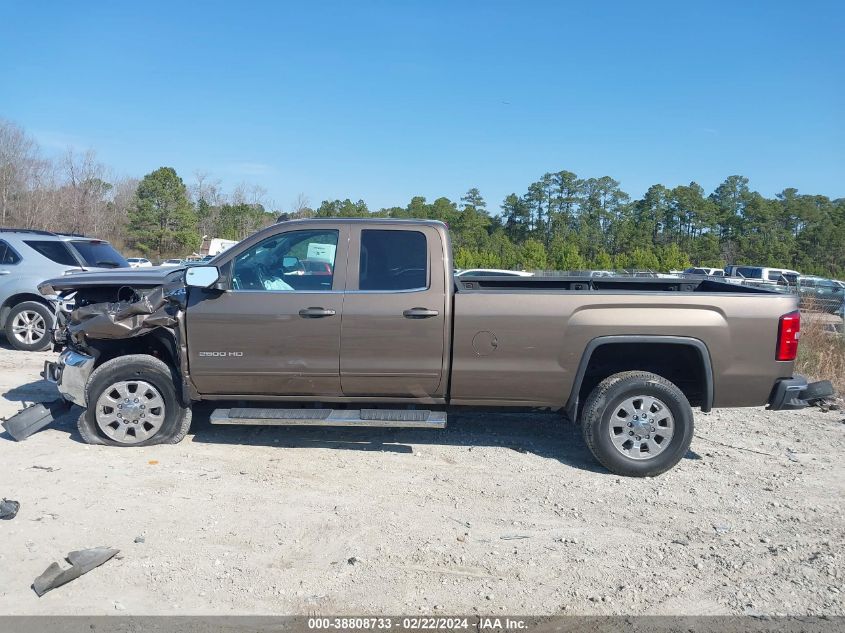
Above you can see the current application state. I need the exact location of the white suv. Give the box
[0,229,129,350]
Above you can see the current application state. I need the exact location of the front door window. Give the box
[232,230,339,291]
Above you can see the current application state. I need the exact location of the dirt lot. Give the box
[0,344,843,616]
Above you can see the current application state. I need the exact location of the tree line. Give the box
[293,175,844,277]
[2,118,843,275]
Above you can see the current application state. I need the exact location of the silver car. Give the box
[0,229,129,350]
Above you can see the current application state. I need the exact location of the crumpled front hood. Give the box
[41,265,190,350]
[39,267,184,296]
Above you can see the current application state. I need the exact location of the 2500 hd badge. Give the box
[198,351,244,358]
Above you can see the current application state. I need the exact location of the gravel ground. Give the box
[0,344,843,616]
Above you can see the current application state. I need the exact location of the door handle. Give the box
[0,270,9,275]
[403,307,439,319]
[298,307,336,318]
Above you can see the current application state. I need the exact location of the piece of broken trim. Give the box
[2,399,70,441]
[32,547,120,596]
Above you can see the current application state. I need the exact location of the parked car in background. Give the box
[589,270,615,277]
[184,255,215,267]
[724,265,799,285]
[0,228,129,351]
[160,259,184,267]
[455,268,533,277]
[797,276,845,313]
[683,267,725,277]
[127,257,153,268]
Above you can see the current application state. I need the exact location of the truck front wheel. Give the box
[77,355,192,446]
[581,371,694,477]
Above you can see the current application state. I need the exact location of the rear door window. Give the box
[24,240,79,266]
[359,230,427,291]
[0,240,21,265]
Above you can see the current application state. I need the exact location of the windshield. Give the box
[70,240,130,268]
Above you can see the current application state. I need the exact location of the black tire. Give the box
[581,371,694,477]
[77,354,192,447]
[4,301,54,351]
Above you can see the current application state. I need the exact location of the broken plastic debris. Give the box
[0,498,20,520]
[32,547,120,596]
[2,399,69,441]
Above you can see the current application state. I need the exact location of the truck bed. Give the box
[449,274,797,411]
[454,274,775,294]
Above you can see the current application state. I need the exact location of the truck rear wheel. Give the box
[77,355,192,446]
[580,371,694,477]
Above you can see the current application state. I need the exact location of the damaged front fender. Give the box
[41,269,196,407]
[67,282,185,347]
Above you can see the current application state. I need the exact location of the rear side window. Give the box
[24,240,78,266]
[70,240,129,268]
[0,240,21,265]
[359,230,427,291]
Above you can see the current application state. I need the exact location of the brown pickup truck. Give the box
[32,218,832,476]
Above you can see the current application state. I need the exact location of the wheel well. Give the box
[573,341,711,416]
[89,332,177,371]
[0,293,54,327]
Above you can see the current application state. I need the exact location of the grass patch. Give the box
[796,309,845,397]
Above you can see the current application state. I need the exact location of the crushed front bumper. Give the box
[767,376,834,411]
[44,348,96,407]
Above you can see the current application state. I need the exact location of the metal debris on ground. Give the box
[0,498,20,520]
[500,534,531,540]
[32,547,120,596]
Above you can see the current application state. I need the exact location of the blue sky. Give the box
[2,1,843,212]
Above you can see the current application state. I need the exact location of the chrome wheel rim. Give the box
[94,380,166,444]
[11,310,47,346]
[609,395,675,460]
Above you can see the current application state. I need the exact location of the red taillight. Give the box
[776,310,801,361]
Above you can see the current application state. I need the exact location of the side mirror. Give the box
[185,266,220,288]
[282,256,300,268]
